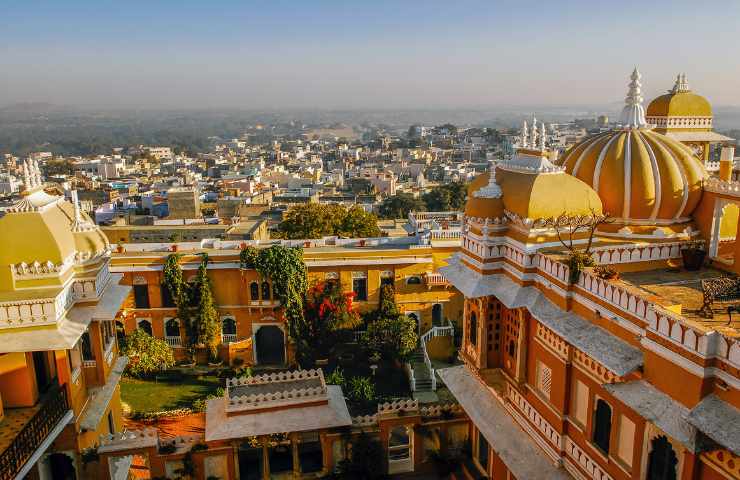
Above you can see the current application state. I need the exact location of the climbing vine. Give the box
[240,245,308,362]
[162,253,220,359]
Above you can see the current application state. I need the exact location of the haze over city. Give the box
[3,0,740,110]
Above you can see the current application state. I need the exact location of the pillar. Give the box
[261,436,270,480]
[719,146,735,182]
[291,432,301,477]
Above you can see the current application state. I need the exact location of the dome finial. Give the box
[619,68,647,128]
[22,160,32,191]
[530,115,538,147]
[473,163,503,199]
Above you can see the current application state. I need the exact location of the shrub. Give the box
[122,329,175,378]
[326,367,345,387]
[347,376,376,403]
[334,432,386,479]
[594,264,619,280]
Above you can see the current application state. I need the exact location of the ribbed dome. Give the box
[559,128,707,223]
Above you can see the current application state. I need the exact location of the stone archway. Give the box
[255,325,285,365]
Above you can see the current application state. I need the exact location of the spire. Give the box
[521,120,529,148]
[539,122,546,151]
[530,115,538,147]
[33,159,42,188]
[22,160,32,190]
[619,67,647,128]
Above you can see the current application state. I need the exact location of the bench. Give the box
[699,277,740,318]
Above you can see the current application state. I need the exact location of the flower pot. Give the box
[681,249,706,271]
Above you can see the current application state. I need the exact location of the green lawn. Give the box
[120,375,222,413]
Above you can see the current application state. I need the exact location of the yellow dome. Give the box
[647,91,712,118]
[465,172,506,219]
[498,167,603,220]
[559,128,707,223]
[0,191,109,291]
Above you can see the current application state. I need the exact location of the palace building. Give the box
[438,70,739,480]
[0,165,130,480]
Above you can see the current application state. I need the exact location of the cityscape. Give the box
[0,2,739,480]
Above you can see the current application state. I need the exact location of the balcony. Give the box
[424,271,449,288]
[0,385,72,480]
[165,335,182,348]
[222,334,238,344]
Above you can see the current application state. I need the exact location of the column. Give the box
[291,432,300,477]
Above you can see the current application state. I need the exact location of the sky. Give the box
[2,0,739,110]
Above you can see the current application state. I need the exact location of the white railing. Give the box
[705,160,720,172]
[222,333,237,344]
[424,271,448,286]
[83,359,97,368]
[104,339,115,365]
[418,320,455,391]
[404,362,416,392]
[165,336,182,347]
[352,330,365,343]
[430,229,462,240]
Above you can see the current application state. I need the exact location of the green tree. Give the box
[296,281,361,365]
[277,203,380,239]
[364,285,417,363]
[422,183,467,211]
[122,329,175,378]
[194,254,220,360]
[377,193,426,219]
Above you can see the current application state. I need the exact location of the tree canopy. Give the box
[364,285,418,362]
[277,203,381,239]
[377,193,425,219]
[422,183,467,211]
[122,329,175,378]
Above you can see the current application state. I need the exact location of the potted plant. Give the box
[594,264,619,280]
[681,245,706,271]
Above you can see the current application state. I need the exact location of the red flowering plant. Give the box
[297,281,361,365]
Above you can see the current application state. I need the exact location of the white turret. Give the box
[619,68,647,128]
[530,115,538,147]
[521,120,529,148]
[22,161,32,190]
[539,122,546,151]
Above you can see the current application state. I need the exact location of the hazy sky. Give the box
[2,0,739,110]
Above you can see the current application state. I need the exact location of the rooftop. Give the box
[619,266,740,336]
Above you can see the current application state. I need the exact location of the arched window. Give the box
[165,318,180,337]
[250,282,260,301]
[469,312,477,346]
[222,317,237,335]
[137,319,153,336]
[261,281,271,300]
[593,399,612,454]
[508,340,516,357]
[647,436,678,480]
[406,276,422,285]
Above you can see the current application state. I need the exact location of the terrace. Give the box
[619,266,740,335]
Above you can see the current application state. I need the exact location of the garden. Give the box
[119,245,419,421]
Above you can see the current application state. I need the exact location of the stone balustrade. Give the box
[377,399,419,415]
[226,368,323,387]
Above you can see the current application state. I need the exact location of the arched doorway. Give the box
[256,326,285,365]
[432,304,443,326]
[48,453,76,480]
[647,435,678,480]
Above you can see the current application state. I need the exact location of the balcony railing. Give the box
[0,385,70,480]
[222,334,238,344]
[165,335,182,348]
[424,272,449,287]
